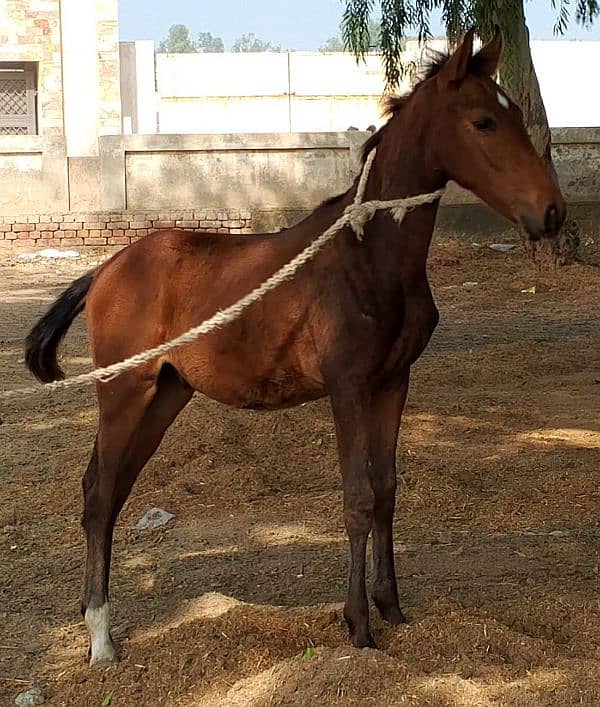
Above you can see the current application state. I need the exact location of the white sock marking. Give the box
[85,602,116,665]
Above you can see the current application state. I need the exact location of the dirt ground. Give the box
[0,234,599,706]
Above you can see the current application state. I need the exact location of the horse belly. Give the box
[240,370,326,410]
[174,337,326,411]
[192,366,325,410]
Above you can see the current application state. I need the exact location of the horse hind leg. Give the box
[81,364,192,667]
[80,439,117,666]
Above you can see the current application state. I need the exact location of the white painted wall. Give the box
[156,52,289,97]
[158,96,290,134]
[152,42,445,134]
[532,41,600,127]
[289,53,399,96]
[128,40,600,135]
[134,40,157,134]
[60,0,121,155]
[60,0,99,155]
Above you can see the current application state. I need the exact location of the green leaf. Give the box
[294,646,316,661]
[342,0,375,63]
[101,691,114,707]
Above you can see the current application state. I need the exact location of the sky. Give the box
[119,0,600,50]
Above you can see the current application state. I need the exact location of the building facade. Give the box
[0,0,121,214]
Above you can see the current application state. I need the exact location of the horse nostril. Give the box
[544,204,560,236]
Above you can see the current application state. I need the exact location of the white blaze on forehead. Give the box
[497,91,510,110]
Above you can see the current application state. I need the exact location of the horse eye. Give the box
[474,118,495,132]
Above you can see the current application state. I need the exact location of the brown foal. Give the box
[25,29,565,666]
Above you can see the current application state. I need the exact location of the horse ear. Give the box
[437,27,475,88]
[472,25,502,76]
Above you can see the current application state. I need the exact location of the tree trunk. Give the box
[489,0,577,263]
[496,9,551,157]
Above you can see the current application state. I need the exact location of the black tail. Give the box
[25,271,94,382]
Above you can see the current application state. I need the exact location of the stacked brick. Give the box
[0,209,254,249]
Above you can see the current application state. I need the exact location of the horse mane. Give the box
[318,48,490,209]
[364,49,496,160]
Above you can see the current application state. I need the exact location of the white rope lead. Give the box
[0,150,444,401]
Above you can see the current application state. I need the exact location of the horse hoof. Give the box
[376,603,407,626]
[352,632,377,649]
[89,641,118,668]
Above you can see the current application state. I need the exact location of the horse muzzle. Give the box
[518,200,566,241]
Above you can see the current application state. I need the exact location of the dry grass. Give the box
[0,237,599,705]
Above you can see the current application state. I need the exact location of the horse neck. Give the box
[359,99,446,287]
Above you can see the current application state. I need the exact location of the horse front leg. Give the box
[368,374,410,625]
[331,390,375,648]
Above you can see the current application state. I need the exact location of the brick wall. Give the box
[0,209,253,249]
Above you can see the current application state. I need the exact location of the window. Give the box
[0,63,37,135]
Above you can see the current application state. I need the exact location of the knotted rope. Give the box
[0,149,444,401]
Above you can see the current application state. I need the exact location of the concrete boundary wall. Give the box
[73,127,600,211]
[0,127,599,249]
[98,131,367,211]
[0,135,68,213]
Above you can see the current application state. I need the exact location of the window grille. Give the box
[0,64,37,135]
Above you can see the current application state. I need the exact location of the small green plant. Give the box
[294,646,316,661]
